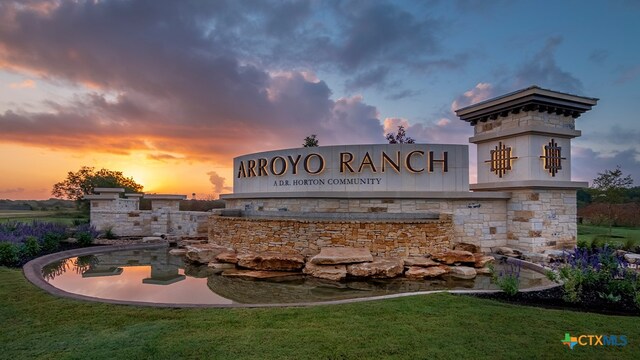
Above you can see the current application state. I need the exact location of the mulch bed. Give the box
[466,286,639,316]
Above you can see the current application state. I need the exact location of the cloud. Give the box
[451,83,496,111]
[383,118,410,134]
[454,0,510,13]
[588,49,608,65]
[512,36,583,93]
[147,153,182,162]
[385,89,420,101]
[331,2,442,71]
[0,187,25,194]
[614,64,640,85]
[8,79,36,88]
[572,147,640,185]
[450,37,586,111]
[344,66,390,92]
[207,170,227,196]
[578,125,640,153]
[0,1,390,163]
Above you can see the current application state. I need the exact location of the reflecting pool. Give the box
[43,247,553,305]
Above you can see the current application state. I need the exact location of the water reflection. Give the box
[43,247,553,305]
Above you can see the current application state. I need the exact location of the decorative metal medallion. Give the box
[484,141,517,178]
[540,138,566,177]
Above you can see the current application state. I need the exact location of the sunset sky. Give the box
[1,0,639,200]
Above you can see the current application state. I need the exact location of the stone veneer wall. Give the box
[90,199,209,237]
[506,189,577,252]
[222,198,510,253]
[208,215,453,258]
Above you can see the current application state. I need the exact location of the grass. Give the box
[0,210,88,225]
[1,268,638,359]
[578,224,640,249]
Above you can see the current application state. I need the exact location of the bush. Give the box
[104,227,116,239]
[42,232,62,252]
[21,236,41,258]
[77,232,93,246]
[554,246,639,306]
[0,221,68,246]
[489,262,521,296]
[576,239,589,250]
[74,223,100,239]
[622,237,636,251]
[590,236,605,252]
[544,269,558,282]
[0,243,19,266]
[559,266,582,303]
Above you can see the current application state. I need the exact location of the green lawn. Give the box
[0,210,88,225]
[1,268,637,359]
[578,224,640,249]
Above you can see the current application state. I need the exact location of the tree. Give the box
[52,166,143,206]
[385,125,415,144]
[303,134,319,147]
[589,166,634,237]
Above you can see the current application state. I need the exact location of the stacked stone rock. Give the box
[209,216,453,258]
[181,243,495,282]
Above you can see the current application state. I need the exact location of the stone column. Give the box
[143,194,187,235]
[455,86,598,252]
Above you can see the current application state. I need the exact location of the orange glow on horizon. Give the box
[0,144,233,200]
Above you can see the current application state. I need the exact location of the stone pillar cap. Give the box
[143,194,187,200]
[84,194,119,200]
[455,85,598,125]
[93,187,125,193]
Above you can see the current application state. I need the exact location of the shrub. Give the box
[598,292,622,303]
[590,236,604,252]
[544,269,558,282]
[42,232,62,252]
[77,232,93,246]
[558,265,583,303]
[0,243,19,266]
[555,246,638,305]
[489,262,521,296]
[21,236,41,258]
[104,227,116,239]
[0,221,68,246]
[74,223,100,238]
[576,239,589,250]
[622,237,637,251]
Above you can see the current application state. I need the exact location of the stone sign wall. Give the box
[233,144,469,194]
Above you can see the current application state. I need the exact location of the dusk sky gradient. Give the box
[1,0,639,199]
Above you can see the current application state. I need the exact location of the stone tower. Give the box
[456,86,598,252]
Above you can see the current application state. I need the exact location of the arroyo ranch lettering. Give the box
[237,150,448,178]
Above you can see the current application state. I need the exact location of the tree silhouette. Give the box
[52,166,143,204]
[385,125,415,144]
[589,166,633,237]
[303,134,319,147]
